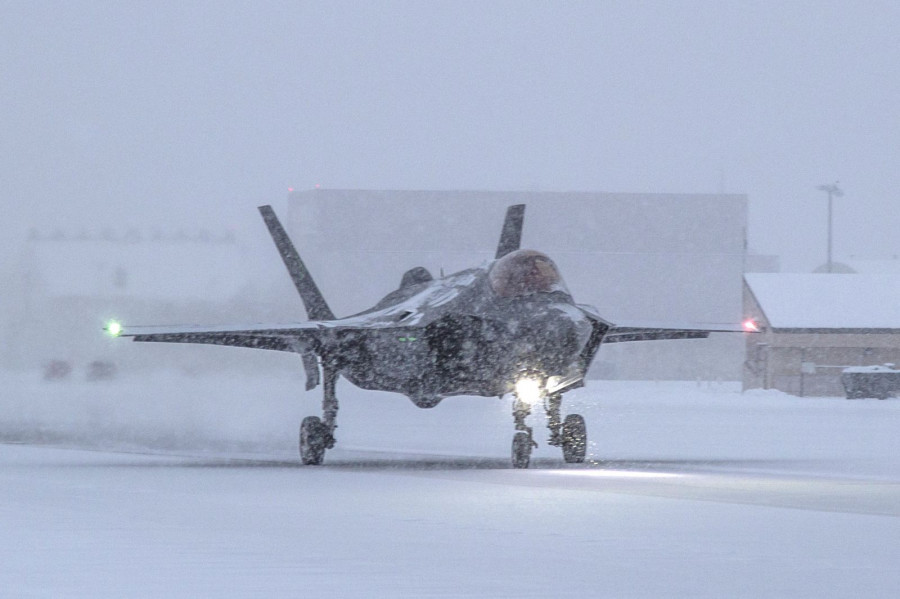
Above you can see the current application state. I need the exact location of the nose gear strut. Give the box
[545,393,563,447]
[511,396,538,468]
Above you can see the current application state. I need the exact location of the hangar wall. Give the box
[287,189,748,381]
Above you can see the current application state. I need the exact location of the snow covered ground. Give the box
[2,371,900,597]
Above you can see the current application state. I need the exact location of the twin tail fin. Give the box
[258,205,336,321]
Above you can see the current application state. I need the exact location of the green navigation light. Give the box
[106,321,123,337]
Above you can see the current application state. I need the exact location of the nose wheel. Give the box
[510,396,537,468]
[511,432,532,469]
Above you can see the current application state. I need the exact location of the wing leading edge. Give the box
[574,305,748,344]
[112,322,333,391]
[113,322,324,353]
[602,320,747,344]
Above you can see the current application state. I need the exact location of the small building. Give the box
[743,273,900,396]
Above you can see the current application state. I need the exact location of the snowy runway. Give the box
[2,373,900,596]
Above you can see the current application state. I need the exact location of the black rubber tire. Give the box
[562,414,587,464]
[511,432,532,469]
[300,416,327,465]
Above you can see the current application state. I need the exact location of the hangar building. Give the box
[287,188,749,381]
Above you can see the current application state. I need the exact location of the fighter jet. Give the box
[110,204,750,468]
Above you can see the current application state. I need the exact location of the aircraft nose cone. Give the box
[510,303,592,372]
[544,313,588,357]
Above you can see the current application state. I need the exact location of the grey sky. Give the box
[3,0,899,271]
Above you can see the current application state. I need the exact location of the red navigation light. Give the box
[743,319,760,332]
[288,187,294,192]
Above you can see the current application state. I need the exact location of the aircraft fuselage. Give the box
[325,263,597,407]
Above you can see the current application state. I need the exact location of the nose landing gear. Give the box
[511,396,537,468]
[510,389,588,468]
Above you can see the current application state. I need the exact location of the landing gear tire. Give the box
[512,432,533,469]
[300,416,328,465]
[562,414,587,464]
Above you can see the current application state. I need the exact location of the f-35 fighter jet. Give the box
[111,204,749,468]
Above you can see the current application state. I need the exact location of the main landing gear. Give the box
[510,391,587,468]
[300,369,338,465]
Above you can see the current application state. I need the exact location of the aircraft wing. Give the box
[602,320,749,343]
[111,322,329,353]
[111,321,352,390]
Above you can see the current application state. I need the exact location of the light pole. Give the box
[816,182,844,273]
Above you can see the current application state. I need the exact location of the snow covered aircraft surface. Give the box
[111,204,748,468]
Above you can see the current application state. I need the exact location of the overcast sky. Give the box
[3,0,899,272]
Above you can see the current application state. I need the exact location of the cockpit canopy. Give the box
[489,249,569,298]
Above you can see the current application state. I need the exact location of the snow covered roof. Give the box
[23,237,253,302]
[745,273,900,329]
[844,257,900,275]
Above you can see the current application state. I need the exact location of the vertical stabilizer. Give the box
[495,204,526,259]
[258,205,336,321]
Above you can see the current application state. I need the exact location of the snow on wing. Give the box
[603,320,747,343]
[118,322,325,353]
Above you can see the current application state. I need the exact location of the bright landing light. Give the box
[515,377,543,405]
[106,321,123,337]
[743,319,761,332]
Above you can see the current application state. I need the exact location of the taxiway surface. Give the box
[2,374,900,597]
